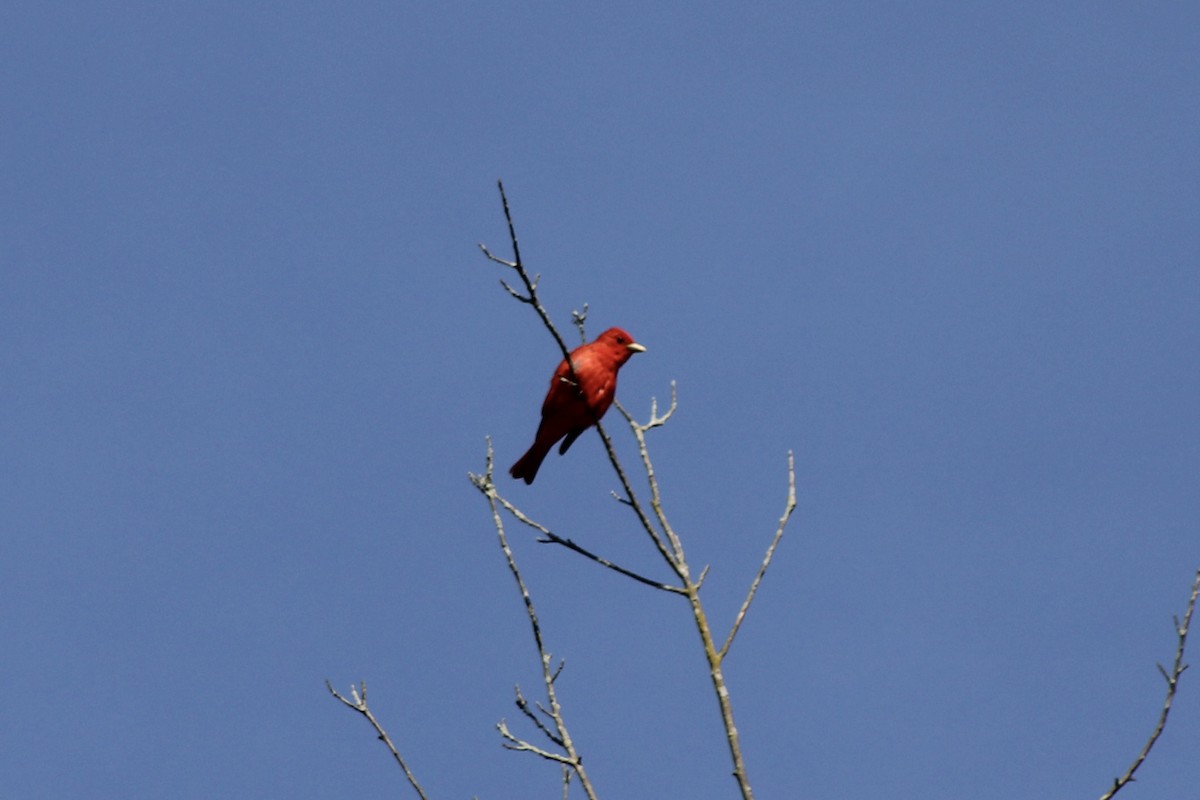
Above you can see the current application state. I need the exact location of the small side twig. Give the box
[325,680,430,800]
[1098,567,1200,800]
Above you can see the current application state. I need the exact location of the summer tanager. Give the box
[510,327,646,484]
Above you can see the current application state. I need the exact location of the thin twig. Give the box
[720,451,798,660]
[492,490,683,592]
[325,680,431,800]
[538,531,688,593]
[478,180,575,370]
[1098,567,1200,800]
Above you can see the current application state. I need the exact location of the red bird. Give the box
[510,327,647,484]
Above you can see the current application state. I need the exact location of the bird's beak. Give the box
[627,342,647,354]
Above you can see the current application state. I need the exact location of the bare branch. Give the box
[614,395,688,567]
[325,680,431,800]
[1098,567,1200,800]
[489,486,681,591]
[496,178,524,271]
[477,242,516,269]
[478,181,575,369]
[720,451,798,661]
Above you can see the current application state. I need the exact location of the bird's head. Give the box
[594,327,646,365]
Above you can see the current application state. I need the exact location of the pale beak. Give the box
[627,342,647,353]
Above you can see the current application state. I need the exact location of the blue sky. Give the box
[3,3,1198,798]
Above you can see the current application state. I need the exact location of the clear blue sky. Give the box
[3,3,1197,798]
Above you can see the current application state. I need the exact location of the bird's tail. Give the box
[509,439,553,485]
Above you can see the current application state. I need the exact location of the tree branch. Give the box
[721,451,797,660]
[1098,567,1200,800]
[615,390,687,565]
[325,680,431,800]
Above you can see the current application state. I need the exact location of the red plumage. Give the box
[510,327,646,484]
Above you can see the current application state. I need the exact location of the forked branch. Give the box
[478,180,574,371]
